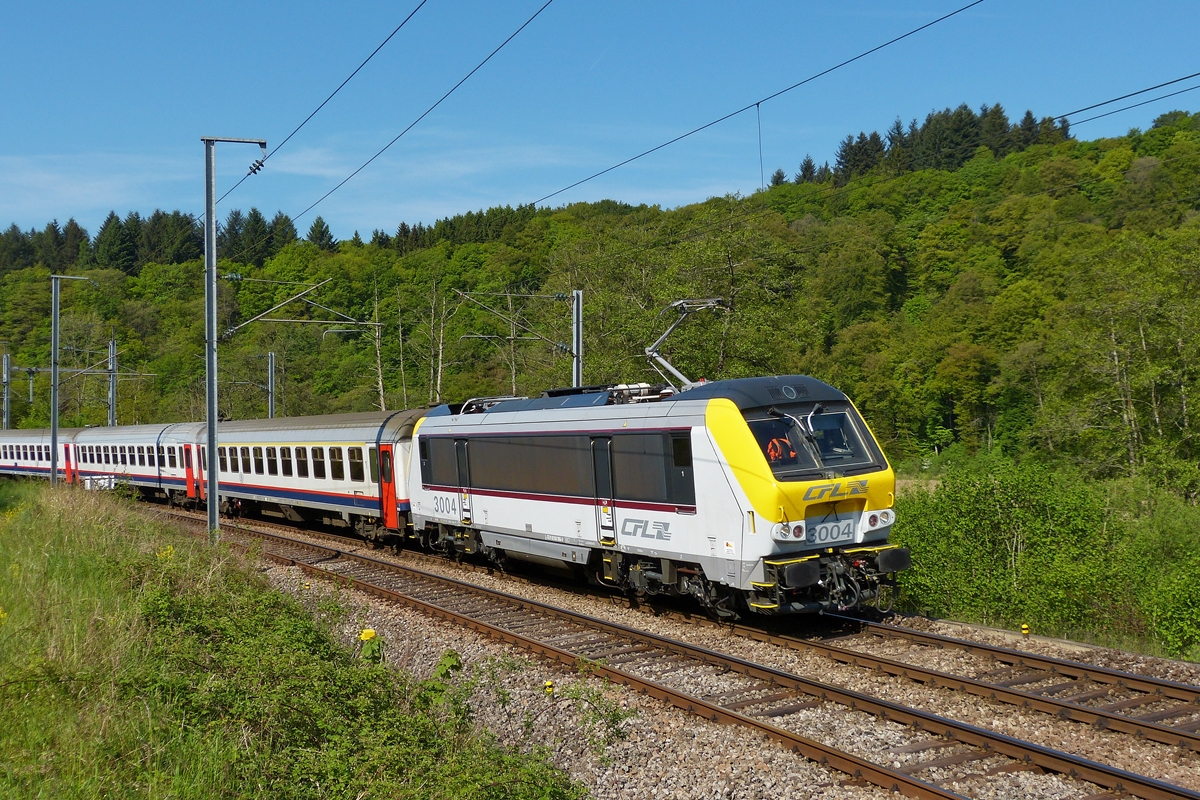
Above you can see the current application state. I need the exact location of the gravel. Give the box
[264,563,893,800]
[238,524,1200,797]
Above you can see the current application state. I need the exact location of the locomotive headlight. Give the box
[781,523,791,536]
[880,509,894,525]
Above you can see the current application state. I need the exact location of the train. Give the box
[0,375,909,618]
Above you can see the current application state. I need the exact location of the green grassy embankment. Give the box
[0,480,582,799]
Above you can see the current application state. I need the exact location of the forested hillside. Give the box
[3,104,1200,652]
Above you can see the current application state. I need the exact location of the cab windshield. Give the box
[745,403,879,480]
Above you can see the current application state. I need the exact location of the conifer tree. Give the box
[350,230,364,247]
[31,220,67,270]
[241,207,270,267]
[979,103,1012,156]
[795,155,816,183]
[307,216,336,251]
[769,168,787,187]
[218,209,245,260]
[62,219,89,267]
[268,212,298,256]
[1017,110,1039,149]
[94,211,137,274]
[370,229,392,248]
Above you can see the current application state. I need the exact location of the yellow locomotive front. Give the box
[705,384,908,614]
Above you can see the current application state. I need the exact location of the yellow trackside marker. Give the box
[1021,623,1030,638]
[544,680,554,695]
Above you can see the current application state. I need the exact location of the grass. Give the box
[0,479,583,799]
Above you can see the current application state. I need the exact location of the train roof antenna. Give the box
[644,298,729,391]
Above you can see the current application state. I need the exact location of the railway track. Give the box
[164,510,1200,800]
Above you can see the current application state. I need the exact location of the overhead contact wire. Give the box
[1057,69,1200,120]
[293,0,557,223]
[530,0,986,206]
[216,0,430,206]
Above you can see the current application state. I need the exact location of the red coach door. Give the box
[378,445,399,529]
[64,444,75,484]
[183,445,197,499]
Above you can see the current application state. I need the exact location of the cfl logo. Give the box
[803,480,869,501]
[620,518,671,541]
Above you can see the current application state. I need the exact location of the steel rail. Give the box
[164,512,1200,800]
[165,512,962,799]
[833,616,1200,705]
[730,625,1200,753]
[166,508,1200,753]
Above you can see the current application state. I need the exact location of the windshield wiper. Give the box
[768,405,825,469]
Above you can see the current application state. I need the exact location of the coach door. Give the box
[62,444,73,484]
[592,437,615,546]
[183,445,197,499]
[454,439,471,525]
[378,445,399,529]
[196,447,206,501]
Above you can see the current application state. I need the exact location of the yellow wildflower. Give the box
[359,628,377,641]
[156,545,175,562]
[0,606,7,626]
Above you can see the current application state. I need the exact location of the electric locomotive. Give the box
[409,375,907,617]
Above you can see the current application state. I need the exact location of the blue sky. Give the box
[2,0,1198,239]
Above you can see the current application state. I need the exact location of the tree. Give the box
[1017,110,1039,149]
[241,207,270,267]
[769,168,787,187]
[979,103,1012,156]
[62,219,90,267]
[370,229,392,248]
[218,209,246,260]
[0,224,36,274]
[268,211,298,256]
[93,211,137,274]
[140,210,201,265]
[307,216,336,251]
[31,220,67,270]
[795,154,816,183]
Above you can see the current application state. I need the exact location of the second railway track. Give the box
[165,510,1200,800]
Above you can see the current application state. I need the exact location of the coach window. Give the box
[266,447,278,476]
[252,447,264,475]
[311,447,326,479]
[184,448,192,470]
[166,446,176,469]
[280,446,293,477]
[218,447,228,472]
[236,447,249,473]
[368,447,378,482]
[295,446,309,478]
[348,447,364,482]
[103,446,111,464]
[157,446,165,466]
[199,449,206,471]
[135,446,144,466]
[329,447,345,481]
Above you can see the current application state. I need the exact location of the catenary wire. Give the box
[291,0,556,225]
[1056,69,1200,119]
[529,0,986,206]
[1069,84,1200,126]
[215,0,431,208]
